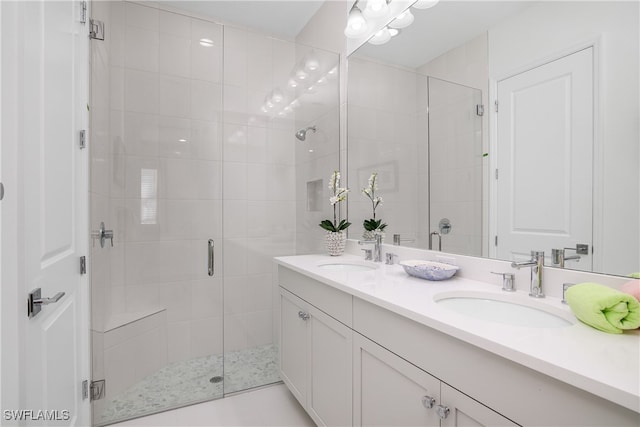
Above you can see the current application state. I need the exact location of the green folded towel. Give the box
[565,283,640,334]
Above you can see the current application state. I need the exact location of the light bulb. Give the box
[389,9,414,29]
[364,0,389,18]
[344,6,368,38]
[305,55,320,72]
[199,38,214,47]
[288,78,298,88]
[295,69,309,80]
[412,0,440,10]
[388,28,399,37]
[368,27,392,45]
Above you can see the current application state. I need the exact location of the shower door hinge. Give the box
[80,256,86,275]
[79,129,86,149]
[89,379,106,401]
[89,19,105,41]
[495,235,498,246]
[495,169,499,179]
[82,380,88,400]
[476,104,484,116]
[80,1,87,24]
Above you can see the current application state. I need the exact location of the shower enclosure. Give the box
[89,2,340,424]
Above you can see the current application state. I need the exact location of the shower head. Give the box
[295,126,317,141]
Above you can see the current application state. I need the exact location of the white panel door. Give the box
[496,48,593,269]
[307,304,352,427]
[353,333,440,427]
[279,288,308,407]
[17,1,89,425]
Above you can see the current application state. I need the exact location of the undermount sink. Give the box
[434,291,575,328]
[317,262,378,272]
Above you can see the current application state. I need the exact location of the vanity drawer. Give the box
[278,266,352,327]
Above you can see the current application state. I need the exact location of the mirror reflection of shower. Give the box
[295,125,317,141]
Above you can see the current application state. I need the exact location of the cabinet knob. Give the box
[298,310,310,321]
[435,404,450,420]
[421,395,436,409]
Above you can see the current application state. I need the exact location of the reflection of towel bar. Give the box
[429,232,442,251]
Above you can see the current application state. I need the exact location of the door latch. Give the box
[27,288,65,318]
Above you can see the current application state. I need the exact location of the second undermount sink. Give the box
[317,262,378,272]
[434,291,575,328]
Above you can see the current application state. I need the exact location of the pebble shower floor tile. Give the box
[96,344,280,426]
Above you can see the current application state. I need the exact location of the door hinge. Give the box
[82,380,89,400]
[80,256,87,275]
[494,100,498,112]
[476,104,484,116]
[495,169,499,179]
[90,19,105,41]
[495,235,498,246]
[89,380,106,401]
[79,129,86,149]
[80,1,87,24]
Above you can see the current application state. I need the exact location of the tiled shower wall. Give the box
[90,1,339,391]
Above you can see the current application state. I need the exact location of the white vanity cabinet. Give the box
[278,268,353,427]
[354,332,517,427]
[277,263,639,427]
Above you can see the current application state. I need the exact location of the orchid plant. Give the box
[319,171,351,232]
[362,172,387,234]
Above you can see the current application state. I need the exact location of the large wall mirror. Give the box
[347,0,639,277]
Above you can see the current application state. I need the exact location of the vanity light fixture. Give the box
[412,0,440,10]
[199,38,214,47]
[344,2,368,38]
[389,9,414,29]
[364,0,390,19]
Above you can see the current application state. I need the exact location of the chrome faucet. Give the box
[551,248,581,268]
[358,234,382,262]
[511,250,545,298]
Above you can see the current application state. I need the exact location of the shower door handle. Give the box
[208,239,215,276]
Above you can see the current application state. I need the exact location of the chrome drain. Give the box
[209,376,223,384]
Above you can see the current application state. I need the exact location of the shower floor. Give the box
[97,344,280,426]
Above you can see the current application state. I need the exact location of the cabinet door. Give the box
[279,288,309,407]
[307,305,353,427]
[353,333,441,427]
[440,383,520,427]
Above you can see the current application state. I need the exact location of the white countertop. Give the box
[274,254,640,413]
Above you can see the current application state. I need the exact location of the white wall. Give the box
[488,0,639,276]
[295,1,346,254]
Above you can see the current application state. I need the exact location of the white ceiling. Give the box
[159,0,325,39]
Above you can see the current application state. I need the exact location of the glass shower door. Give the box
[428,77,483,256]
[90,2,224,424]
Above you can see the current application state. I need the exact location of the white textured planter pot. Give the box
[325,231,347,256]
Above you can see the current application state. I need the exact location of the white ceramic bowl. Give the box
[399,259,460,281]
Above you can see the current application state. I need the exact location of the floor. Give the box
[109,384,314,427]
[98,344,281,426]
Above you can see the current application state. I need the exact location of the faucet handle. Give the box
[562,283,576,304]
[361,248,373,261]
[491,272,515,292]
[385,253,398,265]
